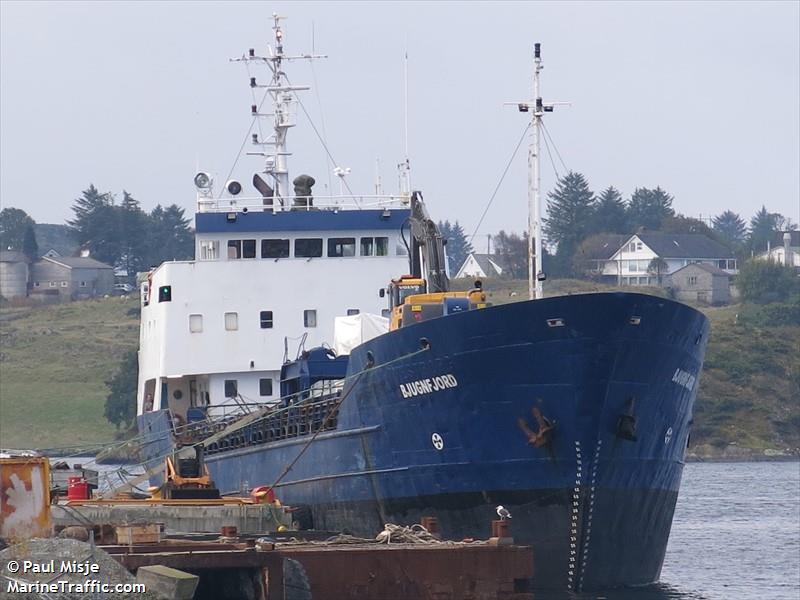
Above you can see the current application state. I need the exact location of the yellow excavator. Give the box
[381,192,491,330]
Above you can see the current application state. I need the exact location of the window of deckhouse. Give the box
[304,309,317,328]
[295,238,323,258]
[189,314,203,333]
[260,311,273,329]
[262,239,290,258]
[360,237,389,256]
[227,240,242,259]
[259,378,273,396]
[200,240,219,260]
[328,238,356,257]
[224,312,239,331]
[242,239,256,258]
[224,380,238,398]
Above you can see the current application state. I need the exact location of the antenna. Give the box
[375,157,383,195]
[398,47,411,195]
[505,43,570,300]
[232,14,326,206]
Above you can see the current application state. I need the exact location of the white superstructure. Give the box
[137,16,412,422]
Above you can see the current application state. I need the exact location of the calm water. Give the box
[88,460,799,599]
[566,461,800,600]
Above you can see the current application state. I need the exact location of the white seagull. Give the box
[496,505,512,520]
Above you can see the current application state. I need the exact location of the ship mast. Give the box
[236,14,325,206]
[513,43,565,300]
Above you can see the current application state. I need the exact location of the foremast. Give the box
[516,43,565,300]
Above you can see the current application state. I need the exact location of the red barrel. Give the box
[67,476,89,500]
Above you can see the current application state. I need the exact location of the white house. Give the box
[598,233,737,286]
[755,231,799,269]
[455,253,505,279]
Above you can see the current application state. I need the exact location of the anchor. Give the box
[517,406,555,448]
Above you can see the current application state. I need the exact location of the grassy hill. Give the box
[0,282,797,457]
[0,297,139,449]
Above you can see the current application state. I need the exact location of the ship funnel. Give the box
[293,174,316,209]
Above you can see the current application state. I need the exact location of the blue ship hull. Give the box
[139,292,708,591]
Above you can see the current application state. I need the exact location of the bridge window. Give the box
[328,237,356,257]
[242,239,256,258]
[224,380,238,398]
[259,378,273,396]
[227,240,241,259]
[262,239,290,258]
[347,308,360,316]
[304,309,317,328]
[189,314,203,333]
[295,238,323,258]
[224,312,238,331]
[360,237,389,256]
[260,311,273,329]
[200,240,219,260]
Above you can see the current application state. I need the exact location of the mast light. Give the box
[194,172,212,189]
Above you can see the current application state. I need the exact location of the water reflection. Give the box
[532,584,709,600]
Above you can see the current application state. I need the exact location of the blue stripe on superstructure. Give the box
[195,208,410,233]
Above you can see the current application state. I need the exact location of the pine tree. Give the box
[67,185,121,265]
[0,207,35,251]
[438,220,474,274]
[592,187,628,234]
[143,204,194,267]
[118,191,148,278]
[627,187,675,230]
[748,205,777,254]
[712,210,748,251]
[543,171,596,263]
[22,224,39,261]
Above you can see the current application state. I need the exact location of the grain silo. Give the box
[0,250,29,299]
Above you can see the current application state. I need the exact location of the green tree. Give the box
[68,185,122,266]
[22,224,39,261]
[544,172,596,268]
[748,206,777,254]
[627,187,675,230]
[143,204,194,267]
[493,230,529,279]
[438,220,474,274]
[118,191,148,278]
[0,207,35,252]
[736,259,799,304]
[592,187,628,234]
[104,349,139,430]
[660,215,723,243]
[712,210,748,252]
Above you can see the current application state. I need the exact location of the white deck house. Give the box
[138,203,411,419]
[596,233,737,286]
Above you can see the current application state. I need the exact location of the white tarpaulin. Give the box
[333,313,390,356]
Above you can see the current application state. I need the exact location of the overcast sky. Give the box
[1,1,798,241]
